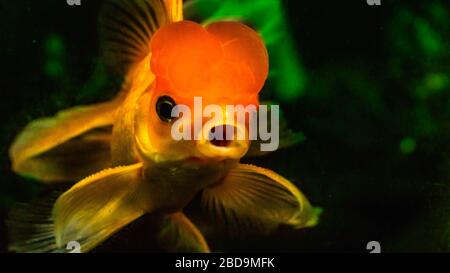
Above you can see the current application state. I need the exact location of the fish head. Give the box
[135,20,269,165]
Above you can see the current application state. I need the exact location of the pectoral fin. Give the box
[246,129,305,157]
[158,212,210,253]
[246,102,304,157]
[8,190,66,253]
[53,163,145,252]
[202,164,320,234]
[9,99,120,183]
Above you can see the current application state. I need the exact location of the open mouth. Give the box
[208,125,234,147]
[209,139,232,147]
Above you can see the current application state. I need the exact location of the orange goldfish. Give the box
[7,0,319,253]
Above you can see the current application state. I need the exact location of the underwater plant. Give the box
[7,0,319,253]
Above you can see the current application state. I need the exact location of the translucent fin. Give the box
[99,0,182,75]
[53,163,145,252]
[246,129,305,157]
[9,99,121,183]
[246,102,305,157]
[158,212,210,253]
[12,127,112,183]
[7,190,68,253]
[202,164,319,235]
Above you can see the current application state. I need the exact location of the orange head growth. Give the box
[150,20,269,105]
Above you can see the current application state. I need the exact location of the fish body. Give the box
[7,0,319,253]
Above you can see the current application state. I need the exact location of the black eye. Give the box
[156,95,176,122]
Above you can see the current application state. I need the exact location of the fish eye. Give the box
[156,95,176,122]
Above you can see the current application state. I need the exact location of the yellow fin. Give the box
[53,163,145,252]
[7,190,66,253]
[158,212,210,253]
[9,99,121,183]
[202,164,319,234]
[99,0,182,75]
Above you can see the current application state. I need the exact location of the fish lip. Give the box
[186,156,206,162]
[196,140,249,160]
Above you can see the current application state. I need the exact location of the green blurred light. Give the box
[273,40,307,101]
[400,137,416,155]
[415,19,442,56]
[193,0,307,102]
[416,73,449,99]
[414,106,438,136]
[428,2,448,25]
[44,60,64,77]
[43,34,66,78]
[45,34,65,56]
[426,73,448,90]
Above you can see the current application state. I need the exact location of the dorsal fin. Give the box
[164,0,183,22]
[99,0,183,75]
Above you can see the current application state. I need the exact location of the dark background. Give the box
[0,0,449,252]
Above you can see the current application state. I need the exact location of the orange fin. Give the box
[99,0,183,75]
[53,163,145,252]
[9,99,121,183]
[202,164,320,235]
[158,212,210,253]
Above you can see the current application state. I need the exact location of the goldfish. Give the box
[7,0,319,253]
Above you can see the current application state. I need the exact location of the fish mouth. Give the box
[184,155,236,166]
[196,123,250,160]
